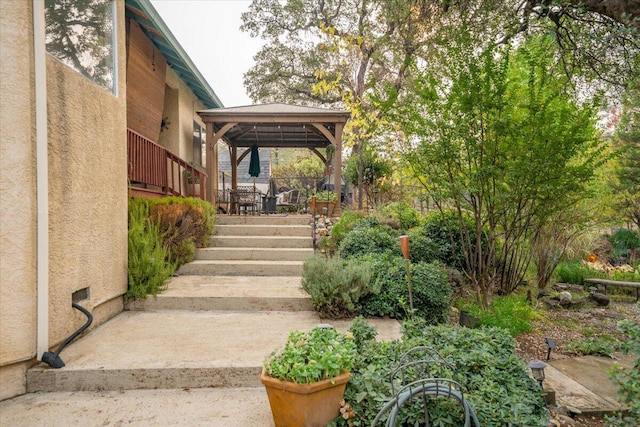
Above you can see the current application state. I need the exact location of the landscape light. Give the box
[545,338,556,361]
[528,360,547,389]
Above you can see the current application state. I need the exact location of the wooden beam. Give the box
[333,123,343,216]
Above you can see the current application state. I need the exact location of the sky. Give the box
[150,0,264,107]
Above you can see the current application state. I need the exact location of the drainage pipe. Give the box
[32,0,50,361]
[41,303,93,369]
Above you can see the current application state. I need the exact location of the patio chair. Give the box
[235,185,261,215]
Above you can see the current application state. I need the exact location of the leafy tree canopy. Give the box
[396,34,605,305]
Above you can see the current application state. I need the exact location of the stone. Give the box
[559,291,572,302]
[590,292,610,307]
[557,414,577,426]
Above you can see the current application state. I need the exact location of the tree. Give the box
[613,64,640,228]
[241,0,455,208]
[343,146,391,207]
[397,35,604,306]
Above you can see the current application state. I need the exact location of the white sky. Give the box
[150,0,264,107]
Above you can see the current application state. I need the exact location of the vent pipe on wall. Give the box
[33,0,50,360]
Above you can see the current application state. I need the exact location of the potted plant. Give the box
[261,326,356,427]
[314,191,337,216]
[184,163,201,197]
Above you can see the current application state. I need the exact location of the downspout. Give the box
[33,0,50,360]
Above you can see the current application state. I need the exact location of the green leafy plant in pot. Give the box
[261,326,356,427]
[314,191,338,216]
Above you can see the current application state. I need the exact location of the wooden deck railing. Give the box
[127,128,207,199]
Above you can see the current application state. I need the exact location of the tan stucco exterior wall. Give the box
[0,0,37,400]
[159,68,206,162]
[46,4,128,346]
[0,1,128,401]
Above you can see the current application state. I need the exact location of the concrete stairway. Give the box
[17,214,401,425]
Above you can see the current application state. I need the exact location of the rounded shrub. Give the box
[323,210,367,255]
[379,202,422,230]
[421,210,486,268]
[301,255,375,319]
[406,228,438,264]
[359,256,452,323]
[338,225,400,259]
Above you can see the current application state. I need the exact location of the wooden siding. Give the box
[126,19,166,142]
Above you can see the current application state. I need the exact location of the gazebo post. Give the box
[205,123,216,204]
[231,145,238,191]
[333,123,343,216]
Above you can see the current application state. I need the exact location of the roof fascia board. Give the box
[199,114,350,124]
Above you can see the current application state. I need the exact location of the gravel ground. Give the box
[514,298,639,427]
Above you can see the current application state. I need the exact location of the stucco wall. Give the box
[1,1,128,401]
[46,4,128,346]
[0,0,37,382]
[159,68,206,161]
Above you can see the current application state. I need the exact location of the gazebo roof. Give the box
[198,103,350,149]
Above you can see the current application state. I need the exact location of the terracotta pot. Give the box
[261,368,350,427]
[314,201,335,217]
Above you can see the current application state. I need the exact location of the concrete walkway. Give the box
[0,215,635,425]
[546,353,635,416]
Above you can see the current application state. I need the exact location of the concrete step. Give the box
[126,276,313,312]
[217,215,311,226]
[196,247,314,262]
[0,387,275,427]
[210,235,312,249]
[215,224,310,237]
[177,260,303,276]
[26,310,401,392]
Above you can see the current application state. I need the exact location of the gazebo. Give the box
[198,103,350,216]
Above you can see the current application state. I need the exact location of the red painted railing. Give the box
[127,128,207,199]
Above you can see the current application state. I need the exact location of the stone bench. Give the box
[583,278,640,302]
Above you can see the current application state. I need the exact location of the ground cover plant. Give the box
[461,294,536,336]
[330,320,548,426]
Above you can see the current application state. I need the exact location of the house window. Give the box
[193,122,206,167]
[45,0,117,93]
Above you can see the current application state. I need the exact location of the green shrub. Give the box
[127,202,175,298]
[608,228,640,259]
[333,322,548,426]
[379,202,422,230]
[323,210,367,255]
[348,316,378,348]
[606,318,640,426]
[147,197,215,265]
[465,295,535,336]
[301,255,376,318]
[406,228,438,264]
[420,210,482,268]
[316,190,338,202]
[359,257,452,323]
[338,225,400,259]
